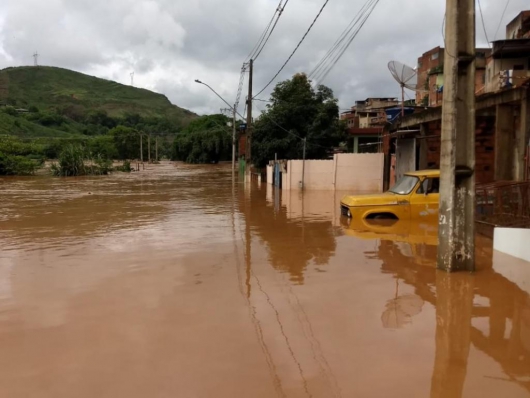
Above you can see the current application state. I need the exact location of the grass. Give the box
[0,66,196,131]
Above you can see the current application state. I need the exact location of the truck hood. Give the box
[341,192,399,207]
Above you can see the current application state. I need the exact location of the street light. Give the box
[195,79,246,175]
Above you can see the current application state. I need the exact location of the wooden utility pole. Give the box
[246,59,253,167]
[438,0,476,272]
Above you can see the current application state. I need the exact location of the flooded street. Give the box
[0,163,529,398]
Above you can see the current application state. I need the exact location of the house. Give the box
[416,46,491,106]
[340,97,400,153]
[385,11,530,188]
[486,11,530,93]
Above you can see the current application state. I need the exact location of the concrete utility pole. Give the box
[140,133,143,163]
[246,59,253,167]
[148,134,151,163]
[232,106,237,177]
[438,0,476,272]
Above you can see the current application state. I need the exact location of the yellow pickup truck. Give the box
[340,170,440,221]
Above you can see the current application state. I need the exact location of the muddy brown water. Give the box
[0,162,529,398]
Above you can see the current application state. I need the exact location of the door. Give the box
[395,138,416,183]
[409,177,439,221]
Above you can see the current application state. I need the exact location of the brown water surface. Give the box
[0,163,529,397]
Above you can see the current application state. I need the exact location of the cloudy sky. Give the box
[0,0,527,116]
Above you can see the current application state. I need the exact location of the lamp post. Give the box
[195,80,245,175]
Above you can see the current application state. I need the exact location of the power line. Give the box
[253,0,290,61]
[253,0,331,99]
[494,0,512,40]
[245,0,286,62]
[308,0,375,81]
[310,0,380,85]
[477,0,491,48]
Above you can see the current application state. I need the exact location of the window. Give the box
[389,176,419,195]
[416,178,440,194]
[431,53,439,60]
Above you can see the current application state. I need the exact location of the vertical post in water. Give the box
[438,0,476,272]
[246,59,253,175]
[148,134,151,163]
[301,138,307,191]
[232,106,236,178]
[155,136,158,162]
[140,133,143,164]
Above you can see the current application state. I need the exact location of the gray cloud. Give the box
[0,0,527,116]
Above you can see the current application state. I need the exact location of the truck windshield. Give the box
[389,175,419,195]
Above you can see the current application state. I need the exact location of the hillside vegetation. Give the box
[0,66,196,137]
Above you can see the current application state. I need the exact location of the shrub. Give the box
[115,160,132,172]
[51,145,113,176]
[0,152,42,175]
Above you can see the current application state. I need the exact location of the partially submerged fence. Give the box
[476,181,530,236]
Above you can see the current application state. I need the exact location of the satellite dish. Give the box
[388,61,418,117]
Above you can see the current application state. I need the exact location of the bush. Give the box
[51,144,113,176]
[115,160,132,172]
[28,105,39,113]
[0,152,42,175]
[3,106,18,116]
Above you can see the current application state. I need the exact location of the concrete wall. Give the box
[279,153,384,192]
[494,228,530,263]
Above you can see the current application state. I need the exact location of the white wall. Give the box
[278,153,384,192]
[494,227,530,262]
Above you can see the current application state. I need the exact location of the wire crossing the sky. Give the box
[253,0,331,99]
[309,0,381,85]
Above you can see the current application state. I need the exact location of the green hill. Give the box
[0,66,197,137]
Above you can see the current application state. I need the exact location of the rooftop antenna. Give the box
[33,51,39,67]
[130,72,135,86]
[388,61,418,117]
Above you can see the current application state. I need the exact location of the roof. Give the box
[405,169,440,177]
[492,38,530,58]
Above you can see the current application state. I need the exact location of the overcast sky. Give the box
[0,0,527,116]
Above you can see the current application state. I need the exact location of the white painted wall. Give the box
[266,165,273,185]
[278,153,384,192]
[493,227,530,262]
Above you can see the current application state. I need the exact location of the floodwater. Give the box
[0,162,529,398]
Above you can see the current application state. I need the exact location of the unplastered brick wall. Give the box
[423,117,495,184]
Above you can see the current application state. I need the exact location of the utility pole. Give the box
[155,136,158,162]
[148,134,151,163]
[438,0,476,272]
[140,133,143,163]
[232,106,237,177]
[301,138,307,190]
[130,72,135,86]
[246,59,253,169]
[33,52,39,67]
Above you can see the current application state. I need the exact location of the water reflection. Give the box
[241,185,340,284]
[343,218,530,396]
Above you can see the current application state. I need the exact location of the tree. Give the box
[251,73,346,168]
[109,125,143,160]
[172,114,232,163]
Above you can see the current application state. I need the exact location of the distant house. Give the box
[415,46,491,106]
[485,11,530,93]
[340,98,400,153]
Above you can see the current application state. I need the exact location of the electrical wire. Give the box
[308,0,376,81]
[245,3,280,62]
[494,0,512,40]
[477,0,491,48]
[253,0,290,62]
[310,0,380,85]
[253,0,331,99]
